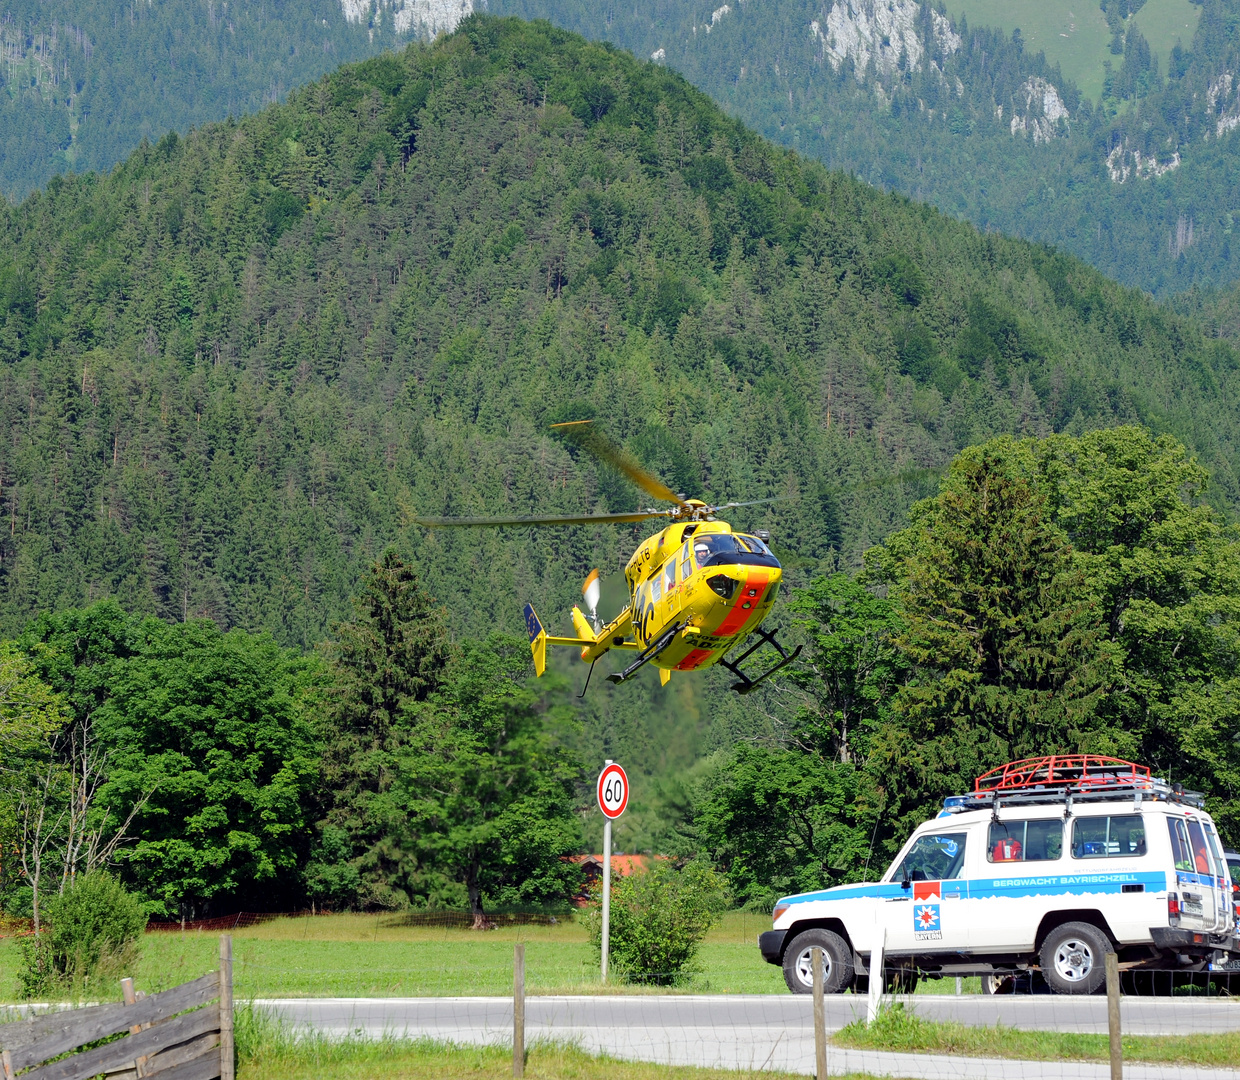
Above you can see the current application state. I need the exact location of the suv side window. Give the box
[988,819,1062,863]
[1168,819,1194,872]
[893,832,968,881]
[1072,815,1146,859]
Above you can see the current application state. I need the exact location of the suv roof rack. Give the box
[940,755,1205,812]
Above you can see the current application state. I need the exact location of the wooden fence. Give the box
[0,936,234,1080]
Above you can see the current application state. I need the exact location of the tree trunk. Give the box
[467,859,491,930]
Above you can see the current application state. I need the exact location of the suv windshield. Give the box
[892,833,968,882]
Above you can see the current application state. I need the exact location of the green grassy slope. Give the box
[948,0,1201,101]
[949,0,1113,100]
[3,15,1240,779]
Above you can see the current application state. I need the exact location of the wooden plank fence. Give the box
[0,936,234,1080]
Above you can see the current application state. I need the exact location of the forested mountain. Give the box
[6,0,1240,297]
[3,14,1240,787]
[0,0,471,200]
[494,0,1240,296]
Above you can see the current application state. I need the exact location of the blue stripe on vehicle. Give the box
[1176,871,1225,889]
[966,870,1167,899]
[777,870,1169,908]
[778,883,905,906]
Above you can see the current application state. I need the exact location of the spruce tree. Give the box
[315,550,453,909]
[870,446,1116,837]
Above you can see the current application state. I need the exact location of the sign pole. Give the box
[601,758,613,984]
[595,757,627,986]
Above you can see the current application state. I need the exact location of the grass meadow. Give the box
[836,1003,1240,1068]
[0,911,786,1001]
[1,913,1236,1078]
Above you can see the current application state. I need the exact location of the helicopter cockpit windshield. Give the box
[693,533,780,569]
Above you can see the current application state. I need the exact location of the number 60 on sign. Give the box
[597,762,628,819]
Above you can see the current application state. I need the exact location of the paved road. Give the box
[260,994,1240,1079]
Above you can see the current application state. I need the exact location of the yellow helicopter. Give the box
[414,421,801,695]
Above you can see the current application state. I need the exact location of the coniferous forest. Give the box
[498,0,1240,296]
[1,16,1239,920]
[0,0,433,200]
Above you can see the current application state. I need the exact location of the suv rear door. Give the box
[1167,814,1215,931]
[1200,820,1232,933]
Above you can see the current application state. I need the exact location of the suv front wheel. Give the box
[1039,921,1112,995]
[782,928,855,994]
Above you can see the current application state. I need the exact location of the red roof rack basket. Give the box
[974,755,1151,795]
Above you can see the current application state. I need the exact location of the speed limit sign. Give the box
[597,762,629,819]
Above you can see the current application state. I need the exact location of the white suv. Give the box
[759,757,1240,995]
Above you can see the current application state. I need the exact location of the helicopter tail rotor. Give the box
[582,568,601,632]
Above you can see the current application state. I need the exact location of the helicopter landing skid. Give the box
[720,628,803,695]
[605,622,687,686]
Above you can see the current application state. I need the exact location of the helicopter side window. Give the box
[680,543,692,581]
[738,534,772,556]
[651,575,663,603]
[665,559,677,591]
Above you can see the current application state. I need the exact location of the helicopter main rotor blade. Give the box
[708,496,795,512]
[412,509,674,528]
[551,420,689,508]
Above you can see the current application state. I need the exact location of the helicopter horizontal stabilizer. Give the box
[523,602,602,675]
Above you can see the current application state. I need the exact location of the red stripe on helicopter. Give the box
[677,648,713,671]
[714,571,768,639]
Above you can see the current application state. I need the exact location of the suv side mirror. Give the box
[901,867,911,890]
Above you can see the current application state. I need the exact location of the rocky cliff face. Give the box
[811,0,958,81]
[338,0,474,37]
[807,0,1070,144]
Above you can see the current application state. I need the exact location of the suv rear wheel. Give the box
[1039,921,1111,995]
[782,928,854,994]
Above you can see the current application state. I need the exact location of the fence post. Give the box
[1105,951,1122,1080]
[866,929,885,1026]
[120,977,141,1035]
[513,943,525,1078]
[811,947,827,1080]
[219,934,234,1080]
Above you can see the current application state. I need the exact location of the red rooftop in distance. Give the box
[567,854,660,905]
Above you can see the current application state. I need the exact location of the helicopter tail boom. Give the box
[524,602,636,677]
[573,604,637,662]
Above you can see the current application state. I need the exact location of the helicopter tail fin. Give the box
[524,603,548,677]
